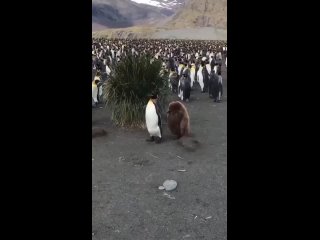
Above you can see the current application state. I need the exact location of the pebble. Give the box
[163,180,177,191]
[158,186,165,190]
[163,192,175,199]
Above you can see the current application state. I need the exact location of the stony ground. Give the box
[92,62,227,240]
[152,28,227,40]
[92,27,227,40]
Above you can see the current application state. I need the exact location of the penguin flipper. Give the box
[154,102,162,137]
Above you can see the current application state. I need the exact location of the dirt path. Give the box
[92,64,227,240]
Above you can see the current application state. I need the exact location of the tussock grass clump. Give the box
[103,55,169,128]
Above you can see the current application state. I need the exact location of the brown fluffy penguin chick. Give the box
[167,101,191,139]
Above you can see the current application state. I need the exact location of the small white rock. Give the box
[163,180,177,191]
[158,186,165,190]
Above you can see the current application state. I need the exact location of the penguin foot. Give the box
[155,137,162,144]
[146,136,155,142]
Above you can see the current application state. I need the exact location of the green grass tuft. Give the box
[103,55,170,128]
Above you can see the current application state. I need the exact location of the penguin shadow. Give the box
[159,129,201,152]
[92,127,108,139]
[161,133,179,143]
[177,135,201,152]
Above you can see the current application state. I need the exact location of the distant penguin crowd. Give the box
[92,38,227,106]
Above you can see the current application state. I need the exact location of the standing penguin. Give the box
[206,61,211,76]
[208,68,219,99]
[97,80,104,103]
[178,61,185,78]
[92,79,99,107]
[198,59,209,93]
[145,95,162,143]
[105,63,111,76]
[197,64,204,92]
[190,63,196,88]
[92,68,97,82]
[178,66,191,102]
[211,68,220,102]
[202,61,209,93]
[217,66,223,102]
[169,68,179,93]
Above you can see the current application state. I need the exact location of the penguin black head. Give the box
[147,92,158,100]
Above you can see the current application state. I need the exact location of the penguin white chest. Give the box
[206,64,211,74]
[92,84,98,102]
[145,101,161,138]
[197,67,204,90]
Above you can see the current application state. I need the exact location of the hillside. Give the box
[165,0,227,29]
[92,0,175,30]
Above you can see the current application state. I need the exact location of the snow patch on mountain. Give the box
[130,0,182,9]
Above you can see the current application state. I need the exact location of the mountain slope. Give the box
[164,0,227,29]
[92,0,175,30]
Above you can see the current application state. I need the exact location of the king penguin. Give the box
[145,94,162,143]
[190,63,196,88]
[197,64,204,92]
[92,79,100,107]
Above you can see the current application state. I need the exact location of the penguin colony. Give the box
[92,39,227,141]
[92,39,227,106]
